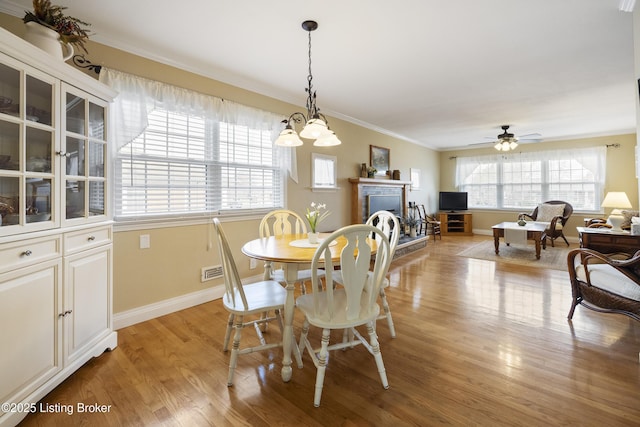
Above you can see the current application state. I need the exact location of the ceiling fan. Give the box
[490,125,542,151]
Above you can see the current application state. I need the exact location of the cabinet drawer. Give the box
[0,236,61,273]
[64,226,112,255]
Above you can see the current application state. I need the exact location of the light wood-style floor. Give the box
[19,235,640,426]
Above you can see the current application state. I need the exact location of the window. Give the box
[455,147,606,211]
[116,109,282,218]
[100,68,287,221]
[311,153,337,189]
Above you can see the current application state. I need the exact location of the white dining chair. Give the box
[213,218,287,386]
[259,209,325,294]
[331,210,400,337]
[296,224,392,407]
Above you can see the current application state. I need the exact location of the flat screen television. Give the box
[439,191,468,212]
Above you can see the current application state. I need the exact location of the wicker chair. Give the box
[567,248,640,322]
[518,200,573,247]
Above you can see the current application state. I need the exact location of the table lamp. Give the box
[601,191,632,231]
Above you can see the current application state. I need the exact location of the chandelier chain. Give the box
[306,29,317,118]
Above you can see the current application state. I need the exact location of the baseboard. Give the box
[113,286,223,329]
[113,273,265,330]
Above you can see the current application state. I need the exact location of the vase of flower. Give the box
[405,205,420,237]
[23,0,91,60]
[24,21,74,60]
[305,202,330,243]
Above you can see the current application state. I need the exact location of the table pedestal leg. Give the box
[263,261,273,281]
[535,233,542,259]
[281,264,302,382]
[493,229,500,254]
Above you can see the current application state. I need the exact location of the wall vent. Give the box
[201,265,223,282]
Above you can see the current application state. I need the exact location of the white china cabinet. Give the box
[0,27,117,427]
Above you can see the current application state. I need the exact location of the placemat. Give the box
[289,239,337,248]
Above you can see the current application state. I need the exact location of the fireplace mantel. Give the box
[349,177,413,224]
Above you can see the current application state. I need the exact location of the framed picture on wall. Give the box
[370,145,390,176]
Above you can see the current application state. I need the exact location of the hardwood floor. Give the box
[19,236,640,426]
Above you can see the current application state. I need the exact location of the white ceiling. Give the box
[2,0,637,150]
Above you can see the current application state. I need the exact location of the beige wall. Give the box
[439,133,638,236]
[3,13,637,315]
[0,14,440,313]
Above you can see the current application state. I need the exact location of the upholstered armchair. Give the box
[518,200,573,247]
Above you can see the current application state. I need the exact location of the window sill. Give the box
[310,186,341,192]
[113,211,269,232]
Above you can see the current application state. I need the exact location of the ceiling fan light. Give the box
[300,117,329,139]
[274,126,303,147]
[314,130,341,146]
[509,141,518,150]
[494,141,504,151]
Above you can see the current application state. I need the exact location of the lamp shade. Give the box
[601,192,632,209]
[274,126,303,147]
[313,130,341,146]
[494,139,518,151]
[602,191,632,231]
[299,117,329,139]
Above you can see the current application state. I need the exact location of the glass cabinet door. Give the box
[62,84,108,222]
[0,57,56,233]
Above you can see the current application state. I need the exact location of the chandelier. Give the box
[274,20,341,147]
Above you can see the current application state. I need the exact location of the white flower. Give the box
[305,202,330,233]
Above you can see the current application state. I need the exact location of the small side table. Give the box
[576,227,640,255]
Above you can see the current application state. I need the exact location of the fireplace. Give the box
[368,194,402,218]
[349,177,426,257]
[348,177,412,224]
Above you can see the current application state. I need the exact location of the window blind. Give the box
[115,109,282,219]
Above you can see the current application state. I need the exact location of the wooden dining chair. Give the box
[297,224,392,407]
[259,209,325,294]
[213,218,287,386]
[425,212,442,240]
[330,210,400,337]
[417,204,429,236]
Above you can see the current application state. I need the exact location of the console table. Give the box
[577,227,640,255]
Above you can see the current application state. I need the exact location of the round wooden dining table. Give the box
[241,232,377,382]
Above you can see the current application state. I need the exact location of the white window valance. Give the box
[98,68,297,182]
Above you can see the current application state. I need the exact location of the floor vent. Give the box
[201,265,223,282]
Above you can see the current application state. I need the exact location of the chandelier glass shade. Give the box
[275,20,341,147]
[494,138,518,151]
[275,124,304,147]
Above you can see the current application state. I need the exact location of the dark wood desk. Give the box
[577,227,640,255]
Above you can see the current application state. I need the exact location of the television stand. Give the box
[440,212,473,236]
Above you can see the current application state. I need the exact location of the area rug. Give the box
[457,239,573,271]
